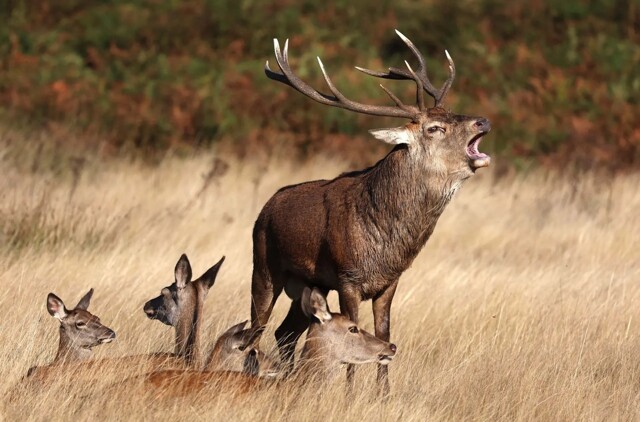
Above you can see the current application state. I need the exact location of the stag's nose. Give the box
[474,118,491,132]
[389,343,397,355]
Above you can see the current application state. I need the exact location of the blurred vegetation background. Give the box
[0,0,638,170]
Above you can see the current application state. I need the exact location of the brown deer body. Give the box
[250,31,492,394]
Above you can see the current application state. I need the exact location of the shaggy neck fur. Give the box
[354,143,466,284]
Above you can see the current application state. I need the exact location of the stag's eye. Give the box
[348,326,359,334]
[76,321,87,329]
[427,126,445,134]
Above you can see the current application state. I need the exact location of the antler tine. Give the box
[317,57,349,103]
[264,38,418,120]
[379,84,413,113]
[354,31,456,108]
[268,39,336,103]
[395,30,441,103]
[435,50,456,107]
[404,61,425,111]
[355,66,407,80]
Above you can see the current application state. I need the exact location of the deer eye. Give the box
[76,321,87,329]
[348,326,359,334]
[427,125,445,134]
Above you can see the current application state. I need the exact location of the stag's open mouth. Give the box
[467,133,491,169]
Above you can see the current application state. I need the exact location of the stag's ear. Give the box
[197,256,225,291]
[301,287,332,324]
[47,293,68,320]
[75,288,94,311]
[369,127,414,145]
[174,254,192,289]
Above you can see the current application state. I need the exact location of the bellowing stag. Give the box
[250,30,491,394]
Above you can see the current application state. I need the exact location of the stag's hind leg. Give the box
[250,268,283,333]
[274,298,309,375]
[250,229,284,336]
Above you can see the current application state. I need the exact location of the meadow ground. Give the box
[1,143,639,421]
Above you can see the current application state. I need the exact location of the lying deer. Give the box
[142,254,278,375]
[124,287,394,397]
[21,255,225,388]
[205,320,278,376]
[249,30,491,394]
[18,289,118,388]
[27,289,115,376]
[143,253,226,368]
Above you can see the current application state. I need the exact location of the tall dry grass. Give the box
[1,141,639,421]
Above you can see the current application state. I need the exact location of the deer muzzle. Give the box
[467,118,491,169]
[378,342,397,365]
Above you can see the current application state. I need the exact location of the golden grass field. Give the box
[1,141,639,421]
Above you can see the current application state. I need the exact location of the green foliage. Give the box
[0,0,638,168]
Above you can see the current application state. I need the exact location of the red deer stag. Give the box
[250,30,492,394]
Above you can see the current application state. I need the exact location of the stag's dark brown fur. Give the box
[250,31,492,394]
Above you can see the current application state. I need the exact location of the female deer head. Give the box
[46,289,115,363]
[143,254,224,367]
[299,288,396,379]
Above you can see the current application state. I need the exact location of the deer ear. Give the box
[369,127,414,145]
[47,293,68,320]
[301,287,332,324]
[75,288,94,311]
[236,326,265,351]
[197,256,225,291]
[174,254,192,289]
[222,320,249,337]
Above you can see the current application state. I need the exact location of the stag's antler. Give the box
[355,30,456,108]
[265,39,420,121]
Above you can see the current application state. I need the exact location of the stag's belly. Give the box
[260,176,404,299]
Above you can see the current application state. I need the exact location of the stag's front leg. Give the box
[338,284,361,390]
[372,278,398,398]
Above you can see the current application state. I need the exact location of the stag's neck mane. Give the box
[352,144,464,276]
[366,143,462,210]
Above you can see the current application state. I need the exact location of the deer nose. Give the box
[389,343,397,354]
[474,118,491,132]
[99,329,116,343]
[143,303,155,317]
